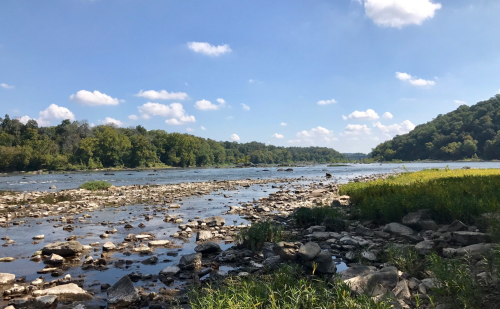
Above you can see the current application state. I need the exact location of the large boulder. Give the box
[339,265,377,281]
[383,223,415,236]
[447,220,467,232]
[273,242,297,260]
[402,209,431,229]
[0,273,15,285]
[33,283,92,301]
[179,253,202,270]
[297,242,321,261]
[41,241,83,257]
[198,216,225,227]
[307,251,336,274]
[195,242,222,255]
[344,266,398,297]
[415,240,435,255]
[443,243,492,259]
[107,275,139,307]
[196,231,213,241]
[33,295,58,308]
[452,231,491,246]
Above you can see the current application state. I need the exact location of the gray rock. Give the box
[33,295,58,308]
[0,273,15,285]
[33,283,92,301]
[361,251,377,261]
[383,223,415,236]
[179,253,202,270]
[306,226,326,233]
[402,209,431,229]
[442,243,492,259]
[195,242,222,254]
[419,220,439,231]
[452,231,491,246]
[421,278,439,289]
[263,255,282,268]
[142,255,159,265]
[46,253,64,266]
[309,251,336,274]
[103,242,116,251]
[41,241,83,257]
[262,242,277,259]
[273,242,297,260]
[307,232,331,241]
[107,275,139,306]
[344,266,398,297]
[340,236,360,246]
[196,231,213,241]
[297,242,321,261]
[355,226,374,237]
[447,220,467,232]
[198,216,225,227]
[415,240,434,255]
[339,265,377,280]
[159,266,180,277]
[393,279,411,300]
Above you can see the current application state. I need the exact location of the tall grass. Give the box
[339,168,500,224]
[385,246,425,278]
[292,206,344,229]
[79,180,112,191]
[188,265,393,309]
[236,220,285,251]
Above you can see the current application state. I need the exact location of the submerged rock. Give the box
[41,241,83,257]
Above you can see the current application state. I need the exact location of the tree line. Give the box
[0,115,346,171]
[371,95,500,161]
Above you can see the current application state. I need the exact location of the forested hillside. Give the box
[0,115,345,171]
[371,95,500,161]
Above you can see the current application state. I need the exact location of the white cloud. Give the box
[101,117,123,127]
[317,99,337,105]
[230,134,240,141]
[294,126,338,145]
[17,116,31,124]
[195,99,219,110]
[281,122,287,126]
[138,102,195,125]
[342,115,347,120]
[128,114,138,120]
[272,133,284,139]
[342,124,372,136]
[382,112,393,119]
[287,139,301,144]
[187,42,232,56]
[201,126,206,130]
[241,103,250,111]
[135,90,188,100]
[373,120,415,136]
[364,0,442,28]
[248,79,264,84]
[36,104,76,126]
[454,100,467,105]
[186,127,194,132]
[216,98,226,106]
[396,72,436,87]
[1,83,14,89]
[348,109,380,120]
[70,90,122,106]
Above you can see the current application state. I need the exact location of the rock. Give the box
[421,278,439,289]
[344,267,398,297]
[361,251,377,261]
[263,255,282,268]
[383,223,415,236]
[33,283,93,301]
[402,209,430,229]
[310,251,336,274]
[393,279,411,300]
[194,242,222,254]
[32,295,58,308]
[442,243,492,259]
[46,253,64,266]
[148,240,170,246]
[297,242,321,261]
[262,242,277,259]
[307,232,331,241]
[355,226,374,237]
[452,231,491,246]
[419,220,439,231]
[107,275,139,307]
[0,273,15,285]
[339,265,377,280]
[447,220,467,232]
[103,242,116,251]
[160,266,181,277]
[0,257,15,262]
[142,255,159,265]
[273,242,297,260]
[415,240,434,255]
[179,253,202,270]
[33,235,45,240]
[198,216,225,227]
[196,231,213,241]
[169,204,181,209]
[41,241,83,257]
[306,226,326,233]
[50,185,56,189]
[340,236,360,246]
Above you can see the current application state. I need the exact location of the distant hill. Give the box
[342,153,369,160]
[371,95,500,161]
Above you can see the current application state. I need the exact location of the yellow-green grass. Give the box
[339,168,500,224]
[79,180,112,191]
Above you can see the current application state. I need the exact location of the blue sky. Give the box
[1,0,500,153]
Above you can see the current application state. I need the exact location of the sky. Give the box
[1,0,500,153]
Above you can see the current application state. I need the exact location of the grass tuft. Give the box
[79,180,112,191]
[292,206,344,230]
[235,220,285,251]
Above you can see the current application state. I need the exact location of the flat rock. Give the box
[194,242,222,254]
[297,242,321,261]
[402,210,430,229]
[148,240,170,246]
[33,283,92,301]
[443,243,492,259]
[415,240,434,255]
[447,220,467,232]
[107,275,139,307]
[452,231,491,246]
[33,295,58,308]
[344,266,398,297]
[41,241,83,257]
[0,273,15,285]
[383,223,415,236]
[198,216,225,227]
[339,265,377,281]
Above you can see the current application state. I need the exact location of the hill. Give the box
[371,95,500,161]
[0,115,346,171]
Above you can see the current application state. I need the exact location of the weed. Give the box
[235,220,285,251]
[79,181,112,191]
[385,245,425,278]
[292,206,344,230]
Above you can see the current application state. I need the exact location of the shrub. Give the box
[188,264,393,309]
[235,220,285,251]
[385,246,425,278]
[79,181,112,191]
[292,206,343,229]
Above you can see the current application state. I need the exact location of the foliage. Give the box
[385,246,425,278]
[0,115,346,172]
[235,220,285,251]
[79,181,112,191]
[339,168,500,224]
[371,95,500,161]
[292,206,344,229]
[187,264,393,309]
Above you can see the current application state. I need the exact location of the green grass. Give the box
[187,265,393,309]
[385,246,425,278]
[79,180,112,191]
[235,220,285,251]
[339,168,500,224]
[292,206,345,231]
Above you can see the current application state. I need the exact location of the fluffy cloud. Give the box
[454,100,467,105]
[396,72,436,87]
[364,0,442,28]
[317,99,337,105]
[70,90,123,106]
[1,83,14,89]
[348,109,380,120]
[16,116,31,124]
[382,112,393,119]
[201,126,206,130]
[138,102,195,125]
[230,134,240,141]
[188,42,232,56]
[281,122,287,126]
[241,103,251,111]
[34,104,76,126]
[342,115,348,120]
[373,120,415,136]
[195,99,219,110]
[216,98,226,106]
[101,117,123,127]
[128,115,138,120]
[186,127,194,132]
[342,124,372,136]
[272,133,284,139]
[135,90,188,100]
[291,126,338,145]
